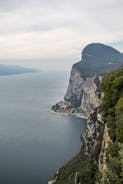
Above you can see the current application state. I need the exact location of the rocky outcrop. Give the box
[65,43,123,116]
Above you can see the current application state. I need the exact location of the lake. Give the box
[0,71,86,184]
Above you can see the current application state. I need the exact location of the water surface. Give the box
[0,71,86,184]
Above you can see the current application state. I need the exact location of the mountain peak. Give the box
[72,43,123,78]
[81,43,120,62]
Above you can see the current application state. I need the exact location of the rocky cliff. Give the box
[65,43,123,116]
[50,44,123,184]
[64,43,123,160]
[65,66,101,116]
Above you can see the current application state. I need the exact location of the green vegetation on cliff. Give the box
[97,67,123,183]
[55,142,100,184]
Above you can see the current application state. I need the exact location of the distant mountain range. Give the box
[0,64,37,76]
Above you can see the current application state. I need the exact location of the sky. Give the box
[0,0,123,71]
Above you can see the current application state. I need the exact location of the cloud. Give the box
[0,0,123,69]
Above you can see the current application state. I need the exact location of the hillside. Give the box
[96,68,123,183]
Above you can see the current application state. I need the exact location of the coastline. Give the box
[48,43,123,184]
[50,109,87,119]
[48,104,88,184]
[70,113,87,120]
[51,109,104,184]
[49,104,104,183]
[50,100,87,120]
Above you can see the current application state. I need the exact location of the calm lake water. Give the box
[0,71,86,184]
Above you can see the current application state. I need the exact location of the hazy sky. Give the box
[0,0,123,70]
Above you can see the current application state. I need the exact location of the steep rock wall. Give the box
[65,66,101,117]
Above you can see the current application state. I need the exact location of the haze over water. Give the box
[0,71,86,184]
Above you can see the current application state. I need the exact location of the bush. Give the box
[116,116,123,143]
[115,97,123,115]
[80,163,97,184]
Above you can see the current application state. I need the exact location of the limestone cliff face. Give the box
[65,43,123,116]
[65,68,101,116]
[80,76,101,116]
[64,66,84,107]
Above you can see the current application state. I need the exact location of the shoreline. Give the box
[48,107,87,184]
[51,108,104,184]
[50,109,87,120]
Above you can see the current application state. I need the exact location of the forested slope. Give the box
[96,67,123,183]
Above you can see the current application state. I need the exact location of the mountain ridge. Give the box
[0,64,37,76]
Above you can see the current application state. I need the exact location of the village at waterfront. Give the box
[51,101,87,119]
